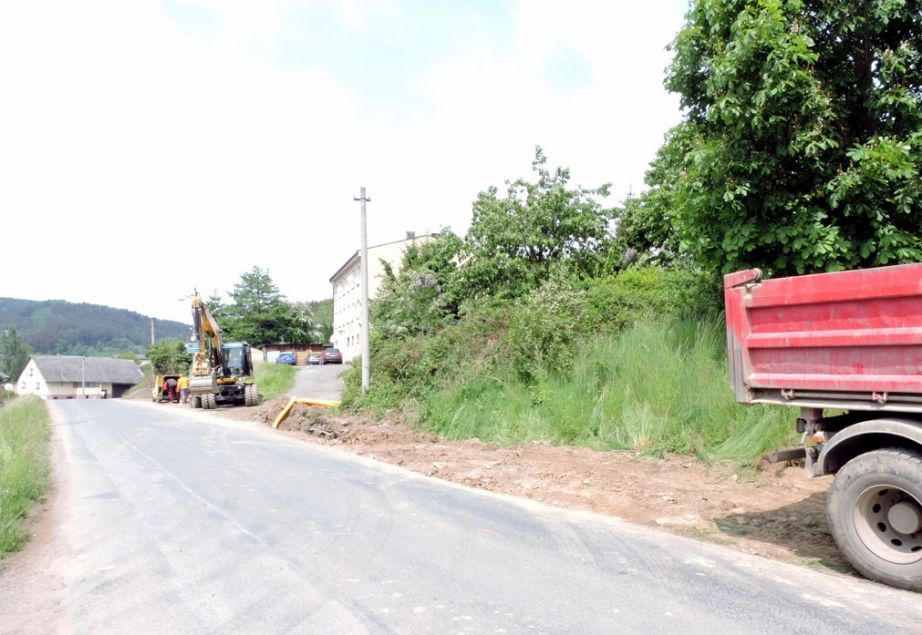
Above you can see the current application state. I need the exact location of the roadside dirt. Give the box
[219,396,849,575]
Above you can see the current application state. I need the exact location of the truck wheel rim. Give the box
[853,485,922,565]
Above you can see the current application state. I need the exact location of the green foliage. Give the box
[147,339,192,375]
[368,150,636,352]
[348,266,718,412]
[0,297,188,356]
[253,363,298,401]
[615,190,685,267]
[0,327,31,380]
[341,304,511,412]
[506,271,588,381]
[372,231,465,338]
[650,0,922,276]
[0,396,49,557]
[583,267,720,331]
[308,298,334,343]
[461,147,614,299]
[504,267,718,381]
[424,321,795,463]
[219,267,313,347]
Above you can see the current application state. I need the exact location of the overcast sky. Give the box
[1,0,687,324]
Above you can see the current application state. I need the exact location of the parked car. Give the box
[322,348,343,364]
[275,352,296,365]
[307,352,322,365]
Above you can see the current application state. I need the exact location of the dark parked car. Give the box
[276,352,296,365]
[322,348,343,364]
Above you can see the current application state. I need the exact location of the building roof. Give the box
[29,356,143,385]
[328,232,437,283]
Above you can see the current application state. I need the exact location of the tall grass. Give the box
[424,321,797,464]
[0,396,50,557]
[254,364,298,401]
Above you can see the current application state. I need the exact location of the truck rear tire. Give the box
[202,393,217,410]
[827,448,922,591]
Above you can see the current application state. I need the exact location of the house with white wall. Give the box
[16,355,143,399]
[329,232,434,361]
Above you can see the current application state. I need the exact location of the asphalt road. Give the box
[4,399,922,634]
[288,362,345,401]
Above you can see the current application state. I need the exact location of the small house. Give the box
[16,355,143,399]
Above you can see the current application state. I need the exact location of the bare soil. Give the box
[220,396,850,575]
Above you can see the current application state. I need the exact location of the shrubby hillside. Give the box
[341,1,922,465]
[0,297,189,356]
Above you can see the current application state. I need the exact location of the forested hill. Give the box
[0,297,190,356]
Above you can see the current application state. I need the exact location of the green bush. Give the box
[583,267,720,332]
[504,266,719,381]
[351,267,720,410]
[506,273,587,381]
[341,305,512,414]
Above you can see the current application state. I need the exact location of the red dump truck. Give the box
[725,263,922,590]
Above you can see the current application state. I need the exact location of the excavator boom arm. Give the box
[189,291,228,391]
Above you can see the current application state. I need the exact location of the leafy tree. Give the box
[307,299,334,343]
[648,0,922,276]
[373,231,464,338]
[220,267,313,346]
[462,147,613,298]
[147,339,191,375]
[0,327,31,379]
[612,190,687,269]
[228,268,283,316]
[203,290,228,323]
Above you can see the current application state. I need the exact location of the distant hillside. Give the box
[0,297,190,356]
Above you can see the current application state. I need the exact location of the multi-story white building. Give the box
[330,232,434,361]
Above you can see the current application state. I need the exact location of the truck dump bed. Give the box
[724,264,922,413]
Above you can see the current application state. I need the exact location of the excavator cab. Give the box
[222,343,253,377]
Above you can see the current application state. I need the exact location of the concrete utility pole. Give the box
[150,317,156,346]
[353,187,371,393]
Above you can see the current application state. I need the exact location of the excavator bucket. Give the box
[188,375,217,395]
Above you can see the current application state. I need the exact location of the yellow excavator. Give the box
[187,290,259,409]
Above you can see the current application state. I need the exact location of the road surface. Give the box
[288,362,345,401]
[2,399,921,634]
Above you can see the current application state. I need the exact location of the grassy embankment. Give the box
[424,321,796,463]
[254,363,298,401]
[344,268,798,465]
[0,396,50,557]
